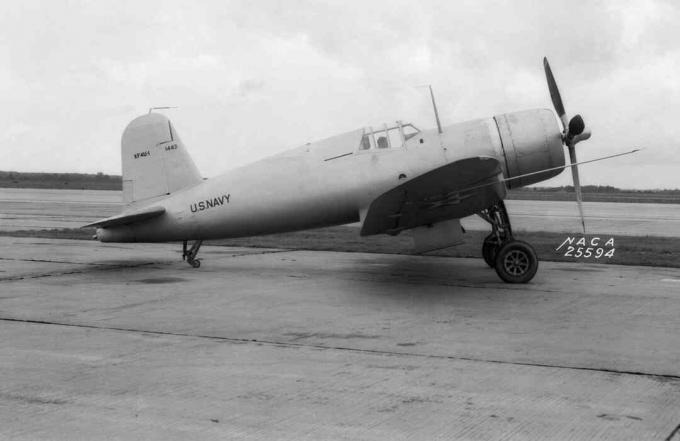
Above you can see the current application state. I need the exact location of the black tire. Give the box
[190,259,201,268]
[494,240,538,283]
[482,234,500,268]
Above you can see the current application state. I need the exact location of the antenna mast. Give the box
[428,85,443,134]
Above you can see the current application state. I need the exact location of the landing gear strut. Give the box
[182,240,203,268]
[478,200,538,283]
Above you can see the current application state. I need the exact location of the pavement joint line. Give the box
[1,316,679,382]
[0,257,114,266]
[666,423,680,441]
[223,249,293,257]
[0,249,292,282]
[0,262,164,282]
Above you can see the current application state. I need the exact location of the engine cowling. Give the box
[493,109,565,188]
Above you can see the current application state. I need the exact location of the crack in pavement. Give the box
[666,423,680,441]
[1,316,679,382]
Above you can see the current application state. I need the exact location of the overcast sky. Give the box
[1,0,679,189]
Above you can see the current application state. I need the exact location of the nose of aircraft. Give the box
[494,108,565,188]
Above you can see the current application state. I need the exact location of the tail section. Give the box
[121,113,202,204]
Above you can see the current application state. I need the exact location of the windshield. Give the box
[359,122,420,150]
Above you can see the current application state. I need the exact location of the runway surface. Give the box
[1,237,679,440]
[2,187,679,236]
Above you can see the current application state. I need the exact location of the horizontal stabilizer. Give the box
[82,205,165,228]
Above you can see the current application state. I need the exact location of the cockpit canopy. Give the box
[359,121,420,151]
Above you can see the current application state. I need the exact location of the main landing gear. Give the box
[182,240,203,268]
[478,200,538,283]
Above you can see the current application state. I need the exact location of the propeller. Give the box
[543,57,591,234]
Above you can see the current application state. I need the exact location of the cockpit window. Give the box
[359,121,420,151]
[403,124,419,141]
[360,135,371,150]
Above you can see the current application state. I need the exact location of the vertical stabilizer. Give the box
[121,113,202,204]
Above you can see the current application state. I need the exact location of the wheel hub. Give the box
[503,250,530,275]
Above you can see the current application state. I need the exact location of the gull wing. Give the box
[361,156,505,236]
[82,205,166,228]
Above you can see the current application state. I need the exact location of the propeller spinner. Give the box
[543,57,591,233]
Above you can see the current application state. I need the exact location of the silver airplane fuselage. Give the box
[96,108,564,243]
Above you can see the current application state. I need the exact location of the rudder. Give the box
[121,113,202,204]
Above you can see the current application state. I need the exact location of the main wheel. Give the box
[494,240,538,283]
[482,234,500,268]
[189,259,201,268]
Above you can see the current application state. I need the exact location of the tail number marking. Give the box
[133,150,151,159]
[190,194,231,213]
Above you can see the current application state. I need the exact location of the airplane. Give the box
[84,58,637,283]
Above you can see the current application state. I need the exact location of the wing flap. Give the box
[361,157,505,236]
[82,205,166,228]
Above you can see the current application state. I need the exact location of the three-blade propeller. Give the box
[543,57,591,233]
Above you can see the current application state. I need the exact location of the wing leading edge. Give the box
[361,156,505,236]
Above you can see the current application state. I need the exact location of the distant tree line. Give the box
[514,185,680,194]
[0,171,122,190]
[1,171,678,195]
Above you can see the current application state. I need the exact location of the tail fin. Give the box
[121,113,202,204]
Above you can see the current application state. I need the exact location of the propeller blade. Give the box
[568,145,586,234]
[543,57,569,131]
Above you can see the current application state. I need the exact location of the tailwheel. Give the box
[494,240,538,284]
[182,240,203,268]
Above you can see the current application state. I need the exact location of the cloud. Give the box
[0,0,678,188]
